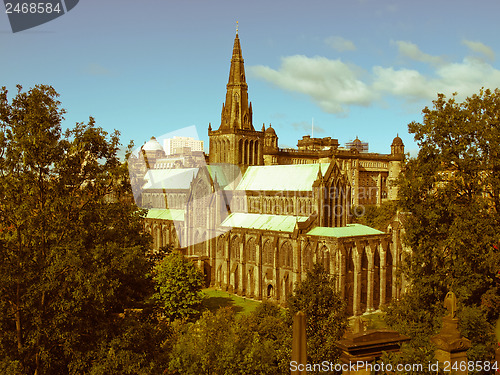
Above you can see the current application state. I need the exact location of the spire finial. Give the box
[236,21,239,35]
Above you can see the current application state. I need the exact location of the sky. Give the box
[1,0,500,157]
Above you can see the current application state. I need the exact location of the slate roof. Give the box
[142,168,198,190]
[145,208,185,221]
[307,224,385,238]
[220,212,309,232]
[234,163,330,191]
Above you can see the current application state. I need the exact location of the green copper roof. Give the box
[142,168,197,190]
[235,163,330,191]
[220,212,309,232]
[307,224,385,238]
[145,208,185,221]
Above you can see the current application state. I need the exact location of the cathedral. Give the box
[134,30,408,316]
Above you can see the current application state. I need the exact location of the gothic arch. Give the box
[247,237,256,263]
[263,240,273,266]
[244,139,249,165]
[217,235,225,257]
[345,246,355,316]
[280,241,293,269]
[249,139,254,165]
[231,235,240,260]
[303,243,313,272]
[321,245,330,273]
[238,139,243,164]
[386,244,393,303]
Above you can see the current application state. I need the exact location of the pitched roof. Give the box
[220,212,309,232]
[142,168,197,190]
[307,224,385,238]
[235,163,330,191]
[145,208,185,221]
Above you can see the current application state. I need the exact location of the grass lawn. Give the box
[201,288,261,315]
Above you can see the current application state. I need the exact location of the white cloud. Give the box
[251,40,500,114]
[393,40,444,65]
[251,55,376,115]
[374,56,500,102]
[462,40,495,61]
[325,36,356,52]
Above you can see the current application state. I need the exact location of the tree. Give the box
[0,85,163,374]
[385,89,500,366]
[353,201,398,231]
[169,303,291,375]
[287,263,348,371]
[152,252,204,321]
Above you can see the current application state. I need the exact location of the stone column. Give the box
[391,242,398,301]
[366,243,374,312]
[240,238,246,296]
[257,237,263,300]
[353,245,361,316]
[340,249,346,299]
[380,243,387,306]
[377,172,382,206]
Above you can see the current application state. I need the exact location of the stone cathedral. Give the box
[137,31,409,316]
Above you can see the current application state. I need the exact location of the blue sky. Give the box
[1,0,499,157]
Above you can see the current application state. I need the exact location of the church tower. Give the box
[209,28,264,169]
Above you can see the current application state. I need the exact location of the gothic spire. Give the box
[218,30,254,131]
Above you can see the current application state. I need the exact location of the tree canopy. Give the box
[169,303,291,375]
[385,88,500,366]
[152,251,204,322]
[287,263,348,370]
[0,85,165,374]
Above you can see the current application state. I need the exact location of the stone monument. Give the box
[431,291,471,375]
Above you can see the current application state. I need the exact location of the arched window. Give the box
[217,236,225,256]
[281,241,293,268]
[303,244,313,272]
[247,237,256,263]
[263,240,273,265]
[231,236,240,260]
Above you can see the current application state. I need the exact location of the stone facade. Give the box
[140,31,407,314]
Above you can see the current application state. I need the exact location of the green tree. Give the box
[169,303,291,375]
[287,263,348,371]
[385,88,500,367]
[353,201,398,231]
[153,252,204,321]
[0,85,166,374]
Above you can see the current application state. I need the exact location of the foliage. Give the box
[153,252,204,321]
[385,89,500,363]
[169,302,291,375]
[458,305,497,365]
[352,201,398,230]
[0,85,161,374]
[89,315,172,375]
[287,263,348,371]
